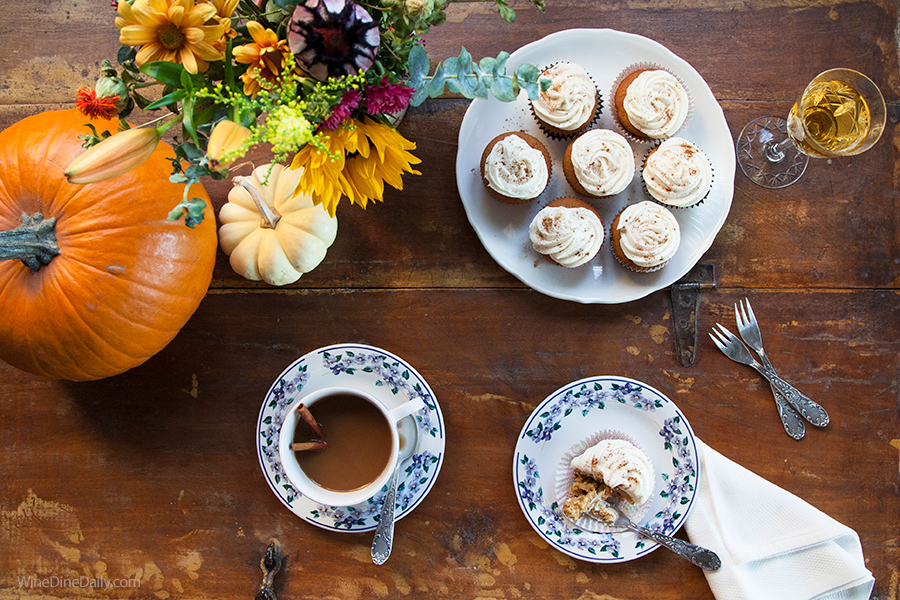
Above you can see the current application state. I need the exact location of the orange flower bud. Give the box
[65,128,160,184]
[207,120,252,171]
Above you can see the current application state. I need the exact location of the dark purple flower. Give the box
[287,0,380,81]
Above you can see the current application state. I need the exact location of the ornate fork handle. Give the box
[771,383,805,440]
[631,524,722,571]
[762,370,829,427]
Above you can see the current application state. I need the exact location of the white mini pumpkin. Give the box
[218,163,337,285]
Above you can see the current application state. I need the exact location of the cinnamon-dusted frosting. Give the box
[622,70,689,139]
[570,129,635,196]
[532,62,596,133]
[570,439,654,505]
[642,137,712,208]
[615,201,680,269]
[529,201,604,268]
[484,134,549,200]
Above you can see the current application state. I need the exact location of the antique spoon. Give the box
[371,416,419,565]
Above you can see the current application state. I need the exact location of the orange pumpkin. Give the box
[0,109,217,381]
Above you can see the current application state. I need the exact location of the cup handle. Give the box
[389,397,425,422]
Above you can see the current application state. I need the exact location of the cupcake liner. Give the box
[609,61,694,143]
[530,62,604,141]
[640,143,714,209]
[556,430,653,533]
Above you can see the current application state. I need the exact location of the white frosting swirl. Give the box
[642,137,712,208]
[532,63,596,132]
[623,70,689,139]
[571,439,654,505]
[616,201,680,268]
[570,129,635,196]
[484,134,549,199]
[529,205,603,268]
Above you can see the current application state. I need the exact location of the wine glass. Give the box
[737,68,886,188]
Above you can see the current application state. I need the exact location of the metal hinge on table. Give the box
[670,263,716,368]
[255,541,282,600]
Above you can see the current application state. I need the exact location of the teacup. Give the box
[278,386,424,507]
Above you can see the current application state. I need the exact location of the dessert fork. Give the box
[709,324,806,439]
[592,504,722,571]
[734,299,829,428]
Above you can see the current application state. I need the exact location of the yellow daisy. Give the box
[291,117,422,217]
[115,0,226,75]
[198,0,238,48]
[232,21,295,97]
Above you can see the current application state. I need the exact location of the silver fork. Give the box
[734,299,829,428]
[584,504,722,570]
[710,324,805,439]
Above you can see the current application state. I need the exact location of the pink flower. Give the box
[365,78,414,115]
[320,89,361,131]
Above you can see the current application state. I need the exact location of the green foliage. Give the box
[407,46,549,106]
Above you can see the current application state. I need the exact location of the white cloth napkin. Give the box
[684,440,874,600]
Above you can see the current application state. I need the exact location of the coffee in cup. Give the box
[278,386,423,506]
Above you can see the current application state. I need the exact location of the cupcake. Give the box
[561,438,654,524]
[528,197,604,268]
[642,137,712,208]
[611,201,681,273]
[563,129,635,198]
[480,131,551,204]
[612,68,690,140]
[530,62,599,139]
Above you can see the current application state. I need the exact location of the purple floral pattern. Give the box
[257,344,445,532]
[514,376,699,563]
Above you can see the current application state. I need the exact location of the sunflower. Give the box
[115,0,226,75]
[291,117,421,216]
[232,21,294,97]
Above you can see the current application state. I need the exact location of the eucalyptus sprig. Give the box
[407,46,549,106]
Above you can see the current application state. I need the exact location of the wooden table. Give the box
[1,0,897,598]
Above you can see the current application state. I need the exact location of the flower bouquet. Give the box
[68,0,549,229]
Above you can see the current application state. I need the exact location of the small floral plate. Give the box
[257,343,445,532]
[513,376,700,563]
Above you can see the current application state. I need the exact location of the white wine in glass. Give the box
[737,68,886,188]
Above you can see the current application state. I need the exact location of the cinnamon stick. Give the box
[290,440,329,452]
[296,403,324,437]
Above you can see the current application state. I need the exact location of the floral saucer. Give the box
[513,376,700,563]
[257,343,445,532]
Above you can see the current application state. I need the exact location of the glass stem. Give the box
[764,137,794,163]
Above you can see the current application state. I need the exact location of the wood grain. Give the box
[0,0,898,598]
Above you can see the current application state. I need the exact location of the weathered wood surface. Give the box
[0,0,898,598]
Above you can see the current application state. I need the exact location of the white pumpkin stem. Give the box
[235,176,281,229]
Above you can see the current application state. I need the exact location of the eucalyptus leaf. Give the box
[479,57,496,73]
[407,44,430,85]
[410,82,430,107]
[456,47,473,76]
[492,52,510,79]
[491,77,517,102]
[427,63,446,98]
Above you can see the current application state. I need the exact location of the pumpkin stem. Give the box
[0,213,60,272]
[235,176,281,229]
